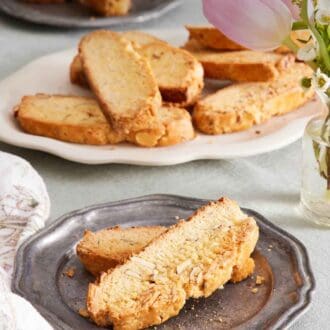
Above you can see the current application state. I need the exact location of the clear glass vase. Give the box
[300,114,330,227]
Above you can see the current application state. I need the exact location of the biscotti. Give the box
[77,226,167,276]
[15,94,125,145]
[72,33,204,107]
[193,63,315,135]
[185,25,246,51]
[78,0,131,16]
[87,197,259,329]
[138,42,204,106]
[77,225,255,282]
[79,30,164,147]
[183,39,295,82]
[122,31,166,48]
[15,94,195,147]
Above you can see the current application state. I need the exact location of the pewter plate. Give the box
[0,0,182,28]
[12,195,315,330]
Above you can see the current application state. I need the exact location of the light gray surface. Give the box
[0,1,328,329]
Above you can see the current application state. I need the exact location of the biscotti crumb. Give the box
[64,267,75,278]
[256,275,265,285]
[251,287,259,294]
[78,308,89,318]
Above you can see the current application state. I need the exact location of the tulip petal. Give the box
[281,0,300,20]
[203,0,293,50]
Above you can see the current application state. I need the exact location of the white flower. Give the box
[312,69,330,102]
[315,9,330,24]
[297,43,318,61]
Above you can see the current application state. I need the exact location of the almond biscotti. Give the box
[79,30,164,147]
[185,25,247,51]
[78,0,131,16]
[77,226,167,276]
[15,94,195,147]
[87,197,259,329]
[72,33,204,107]
[183,39,295,82]
[15,94,125,145]
[193,63,315,135]
[138,42,204,106]
[77,225,255,282]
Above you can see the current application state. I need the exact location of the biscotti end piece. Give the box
[77,226,167,276]
[139,42,204,107]
[185,25,246,51]
[193,63,315,135]
[79,0,131,16]
[183,40,295,82]
[79,30,164,147]
[87,197,259,329]
[15,94,125,145]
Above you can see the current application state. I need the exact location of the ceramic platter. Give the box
[0,29,323,165]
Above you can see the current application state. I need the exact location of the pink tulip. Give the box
[203,0,296,51]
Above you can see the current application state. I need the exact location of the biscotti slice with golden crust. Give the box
[183,40,295,82]
[87,197,259,329]
[70,31,165,89]
[77,226,167,276]
[78,0,131,16]
[77,224,255,281]
[15,94,195,147]
[15,94,125,145]
[193,63,315,135]
[185,25,247,51]
[79,30,164,147]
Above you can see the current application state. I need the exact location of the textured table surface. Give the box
[0,1,328,329]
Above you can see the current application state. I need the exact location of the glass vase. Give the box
[300,112,330,227]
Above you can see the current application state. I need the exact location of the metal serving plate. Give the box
[0,0,182,28]
[12,195,315,330]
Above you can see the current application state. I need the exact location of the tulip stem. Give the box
[282,36,299,53]
[301,0,330,73]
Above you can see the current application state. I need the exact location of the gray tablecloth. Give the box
[0,1,328,329]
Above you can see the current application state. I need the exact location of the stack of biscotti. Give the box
[184,25,296,82]
[71,31,204,107]
[76,225,255,283]
[84,197,259,329]
[16,30,197,148]
[182,26,315,135]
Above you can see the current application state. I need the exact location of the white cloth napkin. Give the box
[0,151,52,330]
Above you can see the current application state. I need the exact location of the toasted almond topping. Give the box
[131,256,156,270]
[125,270,142,279]
[256,275,265,285]
[78,308,89,318]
